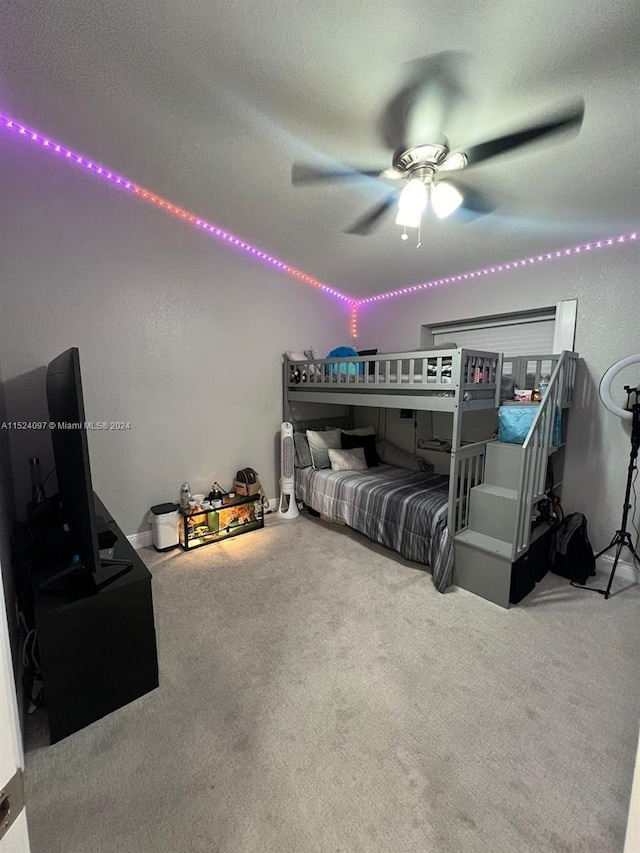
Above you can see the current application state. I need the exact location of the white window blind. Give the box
[431,314,555,356]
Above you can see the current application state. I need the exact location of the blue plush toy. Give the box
[327,346,362,375]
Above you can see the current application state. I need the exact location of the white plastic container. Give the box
[149,502,180,551]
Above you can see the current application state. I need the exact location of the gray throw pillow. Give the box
[341,425,376,436]
[376,439,434,473]
[306,428,342,469]
[293,432,313,468]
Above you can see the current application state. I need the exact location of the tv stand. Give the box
[32,494,159,742]
[94,557,134,591]
[37,550,134,595]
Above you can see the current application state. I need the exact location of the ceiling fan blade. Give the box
[454,183,499,220]
[463,100,585,167]
[379,51,468,151]
[344,193,399,236]
[291,162,383,186]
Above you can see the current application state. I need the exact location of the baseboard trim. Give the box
[128,530,153,550]
[596,553,639,585]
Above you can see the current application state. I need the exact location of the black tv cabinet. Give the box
[33,494,159,743]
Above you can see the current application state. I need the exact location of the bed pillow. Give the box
[341,431,378,467]
[293,432,313,468]
[306,428,342,469]
[328,447,368,472]
[500,373,515,402]
[358,348,378,376]
[341,425,376,436]
[304,348,322,362]
[376,439,434,473]
[285,351,308,363]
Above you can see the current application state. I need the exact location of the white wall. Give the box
[0,133,349,533]
[355,242,640,551]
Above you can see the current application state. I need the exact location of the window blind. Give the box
[432,317,555,357]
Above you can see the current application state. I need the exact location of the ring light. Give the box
[598,354,640,420]
[586,352,640,600]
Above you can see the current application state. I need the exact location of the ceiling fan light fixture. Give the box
[439,152,468,172]
[395,207,423,229]
[396,178,428,228]
[431,181,463,219]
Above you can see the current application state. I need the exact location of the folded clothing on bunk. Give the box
[417,438,451,452]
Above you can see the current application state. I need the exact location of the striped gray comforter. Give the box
[296,464,453,592]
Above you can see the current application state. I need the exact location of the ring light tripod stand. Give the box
[594,354,640,599]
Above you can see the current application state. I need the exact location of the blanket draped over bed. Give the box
[296,464,454,592]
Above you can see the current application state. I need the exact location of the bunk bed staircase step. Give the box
[453,538,512,609]
[454,529,512,560]
[467,484,518,543]
[483,441,523,491]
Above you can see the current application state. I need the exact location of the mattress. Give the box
[296,463,454,592]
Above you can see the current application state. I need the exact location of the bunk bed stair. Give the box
[453,439,557,608]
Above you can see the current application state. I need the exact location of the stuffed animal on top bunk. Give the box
[326,346,364,376]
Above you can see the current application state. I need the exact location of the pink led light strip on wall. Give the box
[0,112,351,304]
[1,112,637,340]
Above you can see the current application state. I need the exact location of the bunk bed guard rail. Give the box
[285,349,501,397]
[513,351,577,558]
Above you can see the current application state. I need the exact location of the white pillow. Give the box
[285,351,308,362]
[304,348,322,361]
[306,428,342,469]
[341,425,376,436]
[328,447,368,471]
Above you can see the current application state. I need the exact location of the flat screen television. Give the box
[44,347,131,589]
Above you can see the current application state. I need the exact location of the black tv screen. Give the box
[46,347,101,575]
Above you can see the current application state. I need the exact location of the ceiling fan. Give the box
[291,52,585,238]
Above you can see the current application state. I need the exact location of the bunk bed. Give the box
[283,347,578,602]
[284,348,500,592]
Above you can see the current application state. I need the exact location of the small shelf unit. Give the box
[178,493,264,550]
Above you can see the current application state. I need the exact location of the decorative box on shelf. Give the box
[178,493,264,550]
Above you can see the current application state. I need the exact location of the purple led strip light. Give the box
[1,112,636,326]
[357,232,638,304]
[0,112,351,303]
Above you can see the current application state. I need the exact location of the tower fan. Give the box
[278,422,299,519]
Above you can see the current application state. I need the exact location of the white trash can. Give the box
[149,502,180,551]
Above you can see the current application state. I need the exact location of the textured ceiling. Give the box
[1,0,638,297]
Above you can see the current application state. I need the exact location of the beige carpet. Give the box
[23,513,640,852]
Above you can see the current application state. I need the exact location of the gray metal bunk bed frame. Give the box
[283,348,578,565]
[283,347,502,535]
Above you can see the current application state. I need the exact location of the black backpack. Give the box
[550,513,596,585]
